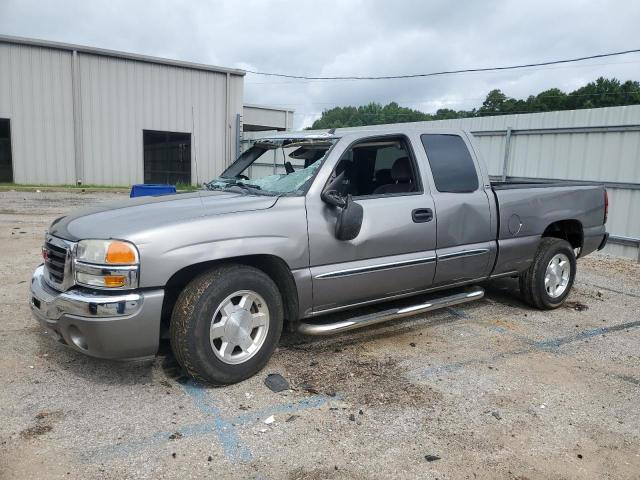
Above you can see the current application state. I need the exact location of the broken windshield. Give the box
[206,136,337,195]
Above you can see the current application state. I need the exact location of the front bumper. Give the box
[30,265,164,359]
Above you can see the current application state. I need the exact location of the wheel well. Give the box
[160,255,300,336]
[542,220,583,250]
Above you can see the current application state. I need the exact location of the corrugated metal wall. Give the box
[78,54,243,185]
[243,105,293,131]
[293,106,640,260]
[0,39,244,186]
[416,107,640,260]
[0,43,76,183]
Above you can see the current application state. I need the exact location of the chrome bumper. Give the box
[30,265,164,359]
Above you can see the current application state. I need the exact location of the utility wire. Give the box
[245,48,640,80]
[245,60,640,85]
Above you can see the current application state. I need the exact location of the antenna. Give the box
[191,105,200,186]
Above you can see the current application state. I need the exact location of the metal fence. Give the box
[471,123,640,261]
[241,105,640,261]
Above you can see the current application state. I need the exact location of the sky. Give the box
[2,0,639,129]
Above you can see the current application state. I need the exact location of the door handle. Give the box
[412,208,433,223]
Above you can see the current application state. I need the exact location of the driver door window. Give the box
[327,137,422,198]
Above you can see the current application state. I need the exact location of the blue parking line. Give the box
[182,380,253,462]
[83,381,334,464]
[532,320,640,350]
[411,319,640,380]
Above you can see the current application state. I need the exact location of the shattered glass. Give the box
[249,161,322,193]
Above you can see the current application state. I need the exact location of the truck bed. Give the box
[488,181,607,276]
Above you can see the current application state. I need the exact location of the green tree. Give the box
[308,77,640,129]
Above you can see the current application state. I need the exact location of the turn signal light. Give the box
[103,275,127,287]
[105,241,137,264]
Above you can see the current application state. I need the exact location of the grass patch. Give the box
[0,182,202,191]
[0,182,128,189]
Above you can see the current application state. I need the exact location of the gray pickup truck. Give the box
[30,127,609,384]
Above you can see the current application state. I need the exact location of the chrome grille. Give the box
[43,235,74,291]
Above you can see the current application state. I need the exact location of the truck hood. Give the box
[49,190,278,241]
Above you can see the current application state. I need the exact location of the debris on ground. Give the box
[169,432,182,440]
[264,415,275,425]
[565,301,589,311]
[491,411,502,420]
[286,415,299,423]
[20,424,52,439]
[349,413,356,421]
[424,454,441,462]
[264,373,290,392]
[409,342,417,347]
[297,382,320,395]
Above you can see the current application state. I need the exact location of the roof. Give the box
[260,125,468,139]
[0,34,245,76]
[243,103,295,114]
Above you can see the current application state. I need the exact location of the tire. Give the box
[519,237,576,310]
[170,264,284,385]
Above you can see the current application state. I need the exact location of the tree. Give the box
[308,77,640,129]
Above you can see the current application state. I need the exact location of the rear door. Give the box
[420,133,494,285]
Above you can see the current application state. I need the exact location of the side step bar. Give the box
[297,286,484,336]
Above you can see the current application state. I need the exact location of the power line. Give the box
[245,59,640,85]
[245,48,640,80]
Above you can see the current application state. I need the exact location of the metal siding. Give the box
[303,105,640,260]
[78,54,243,185]
[242,105,292,131]
[0,43,75,183]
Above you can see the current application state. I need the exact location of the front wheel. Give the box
[170,264,284,385]
[519,237,576,310]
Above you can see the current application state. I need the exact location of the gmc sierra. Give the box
[30,127,609,384]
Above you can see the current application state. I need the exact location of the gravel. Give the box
[1,190,639,479]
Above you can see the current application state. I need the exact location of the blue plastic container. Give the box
[129,184,177,198]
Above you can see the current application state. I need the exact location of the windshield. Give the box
[206,137,337,195]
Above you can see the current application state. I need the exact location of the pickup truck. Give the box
[30,127,609,385]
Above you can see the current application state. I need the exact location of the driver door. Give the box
[306,134,438,314]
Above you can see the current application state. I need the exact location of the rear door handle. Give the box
[412,208,433,223]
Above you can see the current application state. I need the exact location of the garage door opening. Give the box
[0,119,12,183]
[143,130,191,185]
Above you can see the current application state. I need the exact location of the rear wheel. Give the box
[170,264,283,385]
[519,237,576,310]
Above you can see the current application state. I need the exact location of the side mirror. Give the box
[335,194,363,241]
[321,189,347,208]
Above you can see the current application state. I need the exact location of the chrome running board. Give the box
[297,286,484,336]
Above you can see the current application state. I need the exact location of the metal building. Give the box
[0,35,291,186]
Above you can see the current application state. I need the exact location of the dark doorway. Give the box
[143,130,191,184]
[0,119,12,183]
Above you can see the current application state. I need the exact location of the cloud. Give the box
[2,0,639,128]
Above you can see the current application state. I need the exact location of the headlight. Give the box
[74,239,139,289]
[76,239,139,265]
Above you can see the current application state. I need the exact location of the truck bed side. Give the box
[490,183,607,276]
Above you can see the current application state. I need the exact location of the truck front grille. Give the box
[43,236,73,290]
